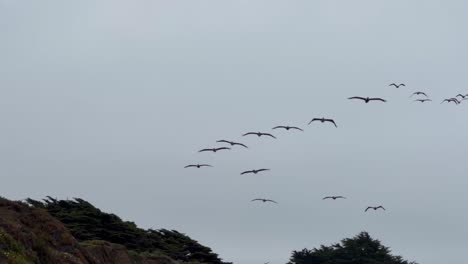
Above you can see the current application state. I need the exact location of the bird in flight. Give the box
[323,196,346,200]
[365,206,385,212]
[241,169,270,175]
[410,91,428,97]
[272,125,303,131]
[184,164,213,168]
[216,140,248,148]
[441,98,460,104]
[389,83,405,88]
[413,99,432,103]
[243,132,276,139]
[456,94,467,99]
[251,198,278,204]
[198,147,230,153]
[348,97,386,103]
[308,118,337,127]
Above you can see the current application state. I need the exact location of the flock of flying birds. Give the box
[184,83,468,213]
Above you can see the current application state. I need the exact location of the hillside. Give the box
[0,196,230,264]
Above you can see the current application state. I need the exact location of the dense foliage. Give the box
[26,197,229,264]
[288,232,417,264]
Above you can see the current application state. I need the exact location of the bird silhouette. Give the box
[348,97,386,103]
[456,94,466,99]
[410,92,428,97]
[198,147,230,153]
[413,99,432,103]
[323,196,346,200]
[389,83,405,88]
[308,118,337,127]
[365,206,385,212]
[243,132,276,139]
[216,140,248,148]
[184,164,213,168]
[241,169,270,175]
[251,198,278,204]
[272,125,303,131]
[441,98,460,104]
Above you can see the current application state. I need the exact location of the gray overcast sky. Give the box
[1,1,467,263]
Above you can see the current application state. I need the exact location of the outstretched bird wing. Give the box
[184,165,196,168]
[233,142,248,148]
[348,96,367,101]
[324,119,338,127]
[369,98,387,102]
[256,169,270,173]
[199,164,212,167]
[272,126,287,130]
[335,196,346,199]
[365,207,372,212]
[323,197,332,200]
[198,148,213,152]
[261,133,277,139]
[241,170,254,175]
[265,199,278,204]
[290,126,304,131]
[242,132,257,136]
[308,118,321,125]
[214,147,230,151]
[389,83,397,87]
[216,140,231,144]
[251,198,263,202]
[377,206,386,210]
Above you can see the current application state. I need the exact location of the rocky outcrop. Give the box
[0,198,192,264]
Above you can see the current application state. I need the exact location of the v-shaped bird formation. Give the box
[184,83,467,216]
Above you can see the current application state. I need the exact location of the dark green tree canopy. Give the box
[288,232,417,264]
[26,197,230,264]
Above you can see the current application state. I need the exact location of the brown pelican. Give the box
[216,140,248,148]
[198,147,230,153]
[389,83,405,88]
[323,196,346,200]
[365,206,385,212]
[308,118,337,127]
[414,99,432,103]
[272,126,303,131]
[243,132,276,139]
[410,92,428,97]
[241,169,270,175]
[184,164,213,168]
[251,198,278,204]
[348,97,387,103]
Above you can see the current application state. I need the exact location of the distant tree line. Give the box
[288,232,417,264]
